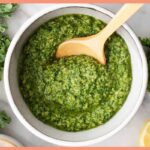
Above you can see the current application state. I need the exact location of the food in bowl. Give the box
[18,14,132,132]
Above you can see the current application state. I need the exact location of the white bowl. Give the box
[4,4,148,146]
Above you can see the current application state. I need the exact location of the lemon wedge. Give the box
[140,120,150,147]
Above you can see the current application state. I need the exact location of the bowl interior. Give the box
[7,6,145,143]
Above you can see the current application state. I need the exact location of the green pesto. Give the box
[18,14,132,132]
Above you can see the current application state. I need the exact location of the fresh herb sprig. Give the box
[0,4,17,80]
[140,38,150,91]
[140,38,150,48]
[0,34,10,79]
[0,4,17,33]
[0,111,11,128]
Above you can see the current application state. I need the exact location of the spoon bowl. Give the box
[56,4,143,64]
[56,34,106,64]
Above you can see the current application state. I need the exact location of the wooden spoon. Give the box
[56,4,143,64]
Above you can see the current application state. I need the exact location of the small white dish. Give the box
[0,134,22,147]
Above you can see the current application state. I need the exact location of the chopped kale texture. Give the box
[19,14,132,131]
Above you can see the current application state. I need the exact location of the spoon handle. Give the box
[99,4,143,40]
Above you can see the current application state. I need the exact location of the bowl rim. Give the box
[4,4,148,146]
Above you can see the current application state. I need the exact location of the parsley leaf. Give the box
[0,4,17,80]
[140,37,150,91]
[140,37,150,48]
[0,33,10,80]
[0,111,11,128]
[0,4,18,18]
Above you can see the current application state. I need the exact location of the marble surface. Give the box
[0,3,150,146]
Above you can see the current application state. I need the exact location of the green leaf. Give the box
[0,4,18,18]
[0,33,10,80]
[0,4,18,80]
[0,25,6,33]
[140,37,150,91]
[140,37,150,48]
[0,111,11,128]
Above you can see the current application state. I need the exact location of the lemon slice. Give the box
[140,120,150,147]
